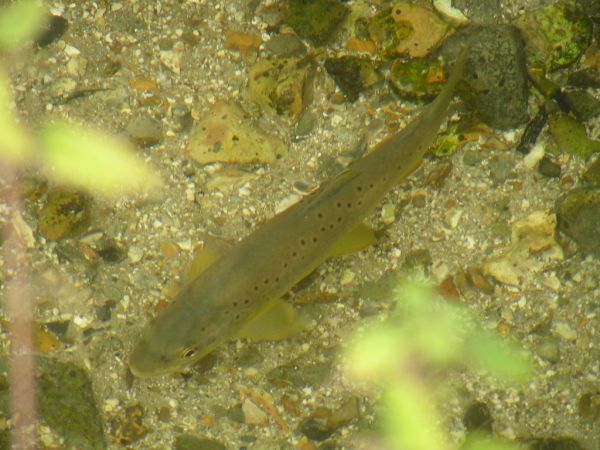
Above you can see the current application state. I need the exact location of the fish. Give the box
[129,47,469,377]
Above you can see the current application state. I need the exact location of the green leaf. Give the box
[0,0,46,49]
[39,122,163,199]
[383,382,446,450]
[0,70,33,162]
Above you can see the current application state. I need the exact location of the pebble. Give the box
[552,321,577,341]
[534,337,561,363]
[126,114,163,147]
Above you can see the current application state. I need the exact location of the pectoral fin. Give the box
[187,246,222,280]
[328,222,377,257]
[236,299,306,341]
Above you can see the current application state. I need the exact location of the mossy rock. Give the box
[389,57,444,99]
[556,187,600,256]
[285,0,349,46]
[548,112,600,160]
[514,0,592,71]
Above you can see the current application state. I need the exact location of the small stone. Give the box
[38,187,90,241]
[578,392,600,421]
[582,158,600,186]
[381,204,395,225]
[126,115,163,147]
[488,154,514,183]
[324,56,380,102]
[556,187,600,256]
[242,399,268,425]
[188,100,286,164]
[285,0,349,46]
[35,14,68,47]
[127,246,144,263]
[174,434,226,450]
[538,157,561,178]
[552,321,577,341]
[462,149,483,166]
[37,358,106,448]
[534,337,560,363]
[265,34,307,57]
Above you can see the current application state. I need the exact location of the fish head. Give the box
[128,300,226,377]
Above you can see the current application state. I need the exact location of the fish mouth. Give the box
[128,343,180,378]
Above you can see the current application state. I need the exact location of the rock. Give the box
[174,434,227,450]
[299,397,360,442]
[548,112,600,160]
[389,57,445,99]
[188,100,287,164]
[556,187,600,256]
[125,114,163,147]
[556,89,600,122]
[537,157,561,178]
[37,358,106,449]
[482,211,563,286]
[488,153,514,183]
[389,2,449,57]
[267,360,332,388]
[578,391,600,421]
[534,337,560,363]
[35,14,68,47]
[514,0,592,71]
[582,158,600,186]
[568,68,600,89]
[451,0,500,23]
[247,57,314,120]
[284,0,349,46]
[242,399,269,425]
[324,56,380,102]
[264,34,307,57]
[38,186,90,241]
[109,403,148,445]
[449,25,529,129]
[527,437,583,450]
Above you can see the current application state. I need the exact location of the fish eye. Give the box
[180,346,197,359]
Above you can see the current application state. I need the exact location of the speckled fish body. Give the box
[129,49,468,377]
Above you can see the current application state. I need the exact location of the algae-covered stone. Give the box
[556,187,600,256]
[582,158,600,187]
[324,56,380,102]
[37,357,106,449]
[247,57,314,120]
[557,89,600,122]
[568,68,600,89]
[285,0,349,46]
[38,186,91,241]
[264,33,307,57]
[368,7,405,57]
[188,100,287,164]
[267,359,332,388]
[389,57,444,99]
[368,3,448,58]
[548,112,600,160]
[514,0,592,71]
[174,434,226,450]
[125,114,163,147]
